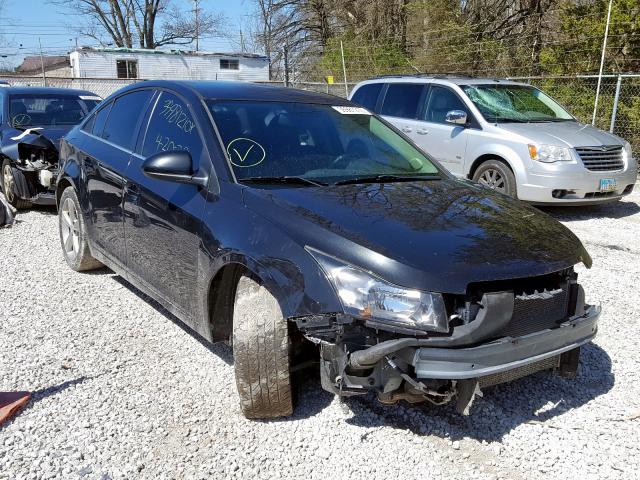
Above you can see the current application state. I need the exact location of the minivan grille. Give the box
[575,145,624,171]
[502,285,570,338]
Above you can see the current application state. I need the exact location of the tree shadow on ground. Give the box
[0,376,97,431]
[342,342,613,442]
[540,197,639,221]
[111,275,333,419]
[111,275,234,366]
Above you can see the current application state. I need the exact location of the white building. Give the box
[69,47,269,81]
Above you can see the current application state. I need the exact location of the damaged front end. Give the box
[1,129,62,205]
[294,267,599,414]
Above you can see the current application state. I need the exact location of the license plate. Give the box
[599,178,617,192]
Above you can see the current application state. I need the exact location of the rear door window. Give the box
[424,85,468,124]
[380,83,425,119]
[87,102,112,137]
[102,90,153,150]
[141,91,204,167]
[351,83,383,112]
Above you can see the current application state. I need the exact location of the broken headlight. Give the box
[308,248,448,332]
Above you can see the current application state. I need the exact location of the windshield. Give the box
[462,85,574,123]
[208,101,440,185]
[9,94,101,128]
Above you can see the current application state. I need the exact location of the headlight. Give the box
[307,248,449,332]
[528,144,573,163]
[623,141,633,161]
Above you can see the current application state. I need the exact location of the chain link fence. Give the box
[1,73,638,162]
[0,76,140,100]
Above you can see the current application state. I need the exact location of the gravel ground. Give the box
[1,189,640,480]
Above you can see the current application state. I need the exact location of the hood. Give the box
[498,121,624,148]
[0,126,70,161]
[243,179,591,294]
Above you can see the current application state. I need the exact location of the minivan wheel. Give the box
[1,159,32,209]
[232,275,294,419]
[58,187,103,271]
[473,159,517,198]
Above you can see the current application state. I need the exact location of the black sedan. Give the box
[56,81,599,418]
[0,86,101,208]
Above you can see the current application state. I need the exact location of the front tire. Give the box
[58,187,102,271]
[472,159,518,198]
[1,159,33,209]
[232,276,294,419]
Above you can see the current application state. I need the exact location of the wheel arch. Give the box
[205,257,292,344]
[468,154,515,180]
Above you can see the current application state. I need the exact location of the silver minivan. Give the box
[349,76,637,205]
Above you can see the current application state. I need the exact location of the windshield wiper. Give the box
[491,117,529,123]
[239,176,328,187]
[333,174,441,186]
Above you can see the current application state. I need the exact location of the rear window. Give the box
[380,84,425,119]
[351,83,383,111]
[9,94,101,128]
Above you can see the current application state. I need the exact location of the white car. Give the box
[350,76,638,205]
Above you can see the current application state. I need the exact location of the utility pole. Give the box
[283,44,289,87]
[193,0,200,52]
[38,38,47,87]
[240,29,245,53]
[592,0,613,126]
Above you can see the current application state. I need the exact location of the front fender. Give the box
[468,142,528,183]
[198,191,343,330]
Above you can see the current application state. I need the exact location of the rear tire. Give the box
[232,275,294,419]
[58,186,103,271]
[1,159,33,209]
[472,159,518,198]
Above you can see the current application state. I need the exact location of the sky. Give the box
[0,0,252,68]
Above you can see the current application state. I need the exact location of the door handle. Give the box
[417,129,429,135]
[401,127,412,133]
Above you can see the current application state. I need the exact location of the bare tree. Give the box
[53,0,224,49]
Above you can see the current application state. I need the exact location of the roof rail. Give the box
[371,72,476,80]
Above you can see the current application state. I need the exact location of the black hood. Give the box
[243,178,591,294]
[0,126,71,161]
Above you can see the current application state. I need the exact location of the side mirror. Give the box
[445,110,468,126]
[142,150,208,188]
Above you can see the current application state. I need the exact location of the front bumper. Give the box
[517,161,637,205]
[413,305,599,379]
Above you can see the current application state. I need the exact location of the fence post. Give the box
[340,40,348,98]
[609,74,622,133]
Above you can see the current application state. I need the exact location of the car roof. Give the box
[114,80,353,105]
[0,86,100,97]
[354,76,531,88]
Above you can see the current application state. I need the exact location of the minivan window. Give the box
[380,84,425,119]
[350,83,383,111]
[462,84,574,123]
[424,86,468,124]
[208,101,439,183]
[142,92,203,164]
[102,90,153,150]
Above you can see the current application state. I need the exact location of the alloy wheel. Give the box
[478,168,506,193]
[3,164,15,203]
[60,198,81,260]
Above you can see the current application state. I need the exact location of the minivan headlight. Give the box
[528,144,573,163]
[307,248,449,332]
[623,141,633,161]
